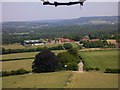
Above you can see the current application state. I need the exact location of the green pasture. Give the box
[79,50,118,71]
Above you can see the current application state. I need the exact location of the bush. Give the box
[104,68,120,73]
[84,67,100,71]
[67,62,78,71]
[15,68,30,75]
[49,45,64,50]
[63,43,73,50]
[1,69,30,77]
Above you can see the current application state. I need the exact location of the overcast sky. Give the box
[1,0,119,22]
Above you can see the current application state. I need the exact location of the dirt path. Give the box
[67,71,84,88]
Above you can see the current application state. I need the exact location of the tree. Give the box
[32,49,59,73]
[63,43,73,50]
[57,49,80,70]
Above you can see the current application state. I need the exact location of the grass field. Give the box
[2,43,63,49]
[1,50,66,60]
[1,50,119,88]
[79,50,118,71]
[2,71,71,88]
[2,59,33,71]
[2,42,79,49]
[67,72,118,88]
[2,71,118,88]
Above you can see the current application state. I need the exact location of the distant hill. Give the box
[2,16,118,27]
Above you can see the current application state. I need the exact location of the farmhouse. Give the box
[23,39,46,46]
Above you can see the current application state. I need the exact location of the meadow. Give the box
[2,71,118,88]
[1,49,119,88]
[79,50,118,71]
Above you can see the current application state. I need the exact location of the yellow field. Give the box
[2,71,70,88]
[2,59,33,71]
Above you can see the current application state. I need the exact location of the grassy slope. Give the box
[67,72,118,88]
[2,71,70,88]
[2,71,118,88]
[79,50,118,71]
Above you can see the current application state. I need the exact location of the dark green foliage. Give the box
[67,48,78,56]
[104,68,120,73]
[57,48,80,70]
[0,68,30,77]
[15,68,30,75]
[32,49,59,73]
[49,45,64,50]
[83,40,106,48]
[84,67,100,71]
[63,43,73,50]
[67,62,78,71]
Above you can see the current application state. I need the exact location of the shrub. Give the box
[104,68,120,73]
[15,68,30,75]
[84,67,100,71]
[95,67,100,71]
[1,69,30,77]
[67,62,78,71]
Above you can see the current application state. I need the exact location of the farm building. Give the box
[23,39,46,46]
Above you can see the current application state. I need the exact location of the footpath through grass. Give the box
[2,71,119,88]
[66,72,118,88]
[79,50,118,71]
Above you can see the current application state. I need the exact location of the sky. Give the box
[1,0,119,22]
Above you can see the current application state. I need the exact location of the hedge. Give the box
[0,68,31,77]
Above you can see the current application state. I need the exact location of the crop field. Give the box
[79,50,118,71]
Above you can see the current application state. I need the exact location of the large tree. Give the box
[32,49,59,73]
